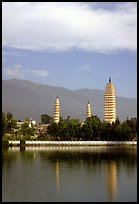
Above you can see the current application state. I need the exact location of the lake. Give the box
[2,145,137,202]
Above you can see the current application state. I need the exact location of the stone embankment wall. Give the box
[8,140,137,146]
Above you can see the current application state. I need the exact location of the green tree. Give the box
[100,121,108,141]
[41,114,53,124]
[2,112,7,136]
[82,122,93,140]
[6,112,13,122]
[82,115,102,141]
[116,121,132,141]
[6,112,17,132]
[47,122,59,140]
[21,121,35,137]
[47,118,82,141]
[126,117,137,138]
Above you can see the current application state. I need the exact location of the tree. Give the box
[100,121,108,141]
[6,112,13,122]
[126,117,137,134]
[83,115,102,140]
[2,112,7,136]
[116,121,132,141]
[47,122,59,139]
[6,112,17,132]
[41,114,53,124]
[21,122,35,137]
[82,123,93,140]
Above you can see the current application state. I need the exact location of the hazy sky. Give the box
[2,2,137,98]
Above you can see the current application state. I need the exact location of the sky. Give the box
[2,2,137,99]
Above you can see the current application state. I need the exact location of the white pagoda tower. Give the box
[104,77,116,123]
[54,96,60,124]
[86,101,92,118]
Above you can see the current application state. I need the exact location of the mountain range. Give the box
[2,79,137,122]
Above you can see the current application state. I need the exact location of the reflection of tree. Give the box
[3,147,137,164]
[2,148,18,169]
[2,148,19,181]
[38,147,136,201]
[2,147,137,178]
[2,148,35,169]
[39,147,137,174]
[105,161,117,201]
[20,150,35,160]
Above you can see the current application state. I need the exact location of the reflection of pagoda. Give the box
[55,160,60,191]
[86,101,91,118]
[54,96,60,124]
[105,161,117,201]
[104,77,116,123]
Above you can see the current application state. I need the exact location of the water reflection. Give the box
[2,146,137,202]
[105,161,117,201]
[55,160,60,191]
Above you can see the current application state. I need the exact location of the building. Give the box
[104,77,116,123]
[17,121,24,128]
[86,101,92,118]
[29,118,36,127]
[54,96,60,124]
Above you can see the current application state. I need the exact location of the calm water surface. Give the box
[2,146,137,202]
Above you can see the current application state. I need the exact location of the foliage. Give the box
[37,133,52,141]
[21,122,35,136]
[82,116,102,140]
[5,112,17,133]
[48,117,92,140]
[2,111,137,142]
[6,112,13,122]
[2,112,7,136]
[47,116,137,141]
[41,114,53,124]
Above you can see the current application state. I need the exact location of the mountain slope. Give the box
[2,79,137,122]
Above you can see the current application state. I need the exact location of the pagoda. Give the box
[54,96,60,124]
[104,77,116,123]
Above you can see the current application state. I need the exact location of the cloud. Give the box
[4,64,23,78]
[2,2,137,53]
[3,64,48,78]
[29,70,48,77]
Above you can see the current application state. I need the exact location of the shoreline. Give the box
[7,140,137,147]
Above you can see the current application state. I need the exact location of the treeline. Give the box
[46,116,137,141]
[2,112,35,142]
[2,112,137,142]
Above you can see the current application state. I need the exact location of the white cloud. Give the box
[4,64,23,78]
[2,2,137,53]
[29,70,48,77]
[3,64,48,78]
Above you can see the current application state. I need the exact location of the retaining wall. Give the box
[8,140,137,146]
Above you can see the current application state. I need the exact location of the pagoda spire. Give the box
[109,77,111,82]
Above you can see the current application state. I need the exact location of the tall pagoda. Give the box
[54,96,60,124]
[104,77,116,123]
